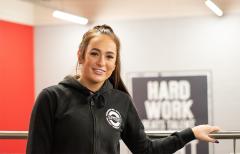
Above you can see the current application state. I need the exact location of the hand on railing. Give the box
[192,124,221,143]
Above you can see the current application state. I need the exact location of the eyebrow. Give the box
[91,48,116,55]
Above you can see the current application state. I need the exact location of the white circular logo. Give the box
[106,109,122,129]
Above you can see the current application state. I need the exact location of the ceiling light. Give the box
[205,0,223,16]
[52,10,88,25]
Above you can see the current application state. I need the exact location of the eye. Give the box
[106,55,114,59]
[90,51,98,56]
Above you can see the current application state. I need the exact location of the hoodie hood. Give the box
[59,75,113,108]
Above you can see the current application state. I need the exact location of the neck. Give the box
[78,78,104,92]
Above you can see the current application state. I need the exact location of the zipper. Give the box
[90,99,96,154]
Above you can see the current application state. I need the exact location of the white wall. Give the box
[34,24,89,95]
[0,0,34,25]
[35,13,240,154]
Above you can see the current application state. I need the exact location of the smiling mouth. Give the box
[93,68,106,75]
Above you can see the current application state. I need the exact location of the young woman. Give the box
[27,25,220,154]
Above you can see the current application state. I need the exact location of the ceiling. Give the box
[20,0,240,25]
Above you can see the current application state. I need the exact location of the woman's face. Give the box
[79,34,117,90]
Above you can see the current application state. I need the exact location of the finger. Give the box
[210,126,221,132]
[205,135,218,143]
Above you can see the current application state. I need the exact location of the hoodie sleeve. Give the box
[121,99,195,154]
[26,89,56,154]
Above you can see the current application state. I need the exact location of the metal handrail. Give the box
[146,130,240,139]
[1,130,240,139]
[0,131,28,139]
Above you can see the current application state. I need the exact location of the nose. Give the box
[97,55,105,66]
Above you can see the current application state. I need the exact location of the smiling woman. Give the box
[76,25,126,93]
[26,24,220,154]
[78,34,117,92]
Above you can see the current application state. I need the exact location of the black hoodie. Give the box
[27,76,195,154]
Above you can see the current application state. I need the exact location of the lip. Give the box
[93,68,106,75]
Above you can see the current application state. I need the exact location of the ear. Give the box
[77,49,84,64]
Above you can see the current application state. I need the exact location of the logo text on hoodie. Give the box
[106,109,122,129]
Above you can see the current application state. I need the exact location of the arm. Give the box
[121,100,195,154]
[26,89,56,154]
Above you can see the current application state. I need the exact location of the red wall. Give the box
[0,20,34,153]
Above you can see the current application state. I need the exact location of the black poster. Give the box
[128,73,211,154]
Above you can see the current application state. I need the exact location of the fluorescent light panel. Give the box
[53,10,88,25]
[205,0,223,16]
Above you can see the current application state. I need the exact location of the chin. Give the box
[91,76,106,84]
